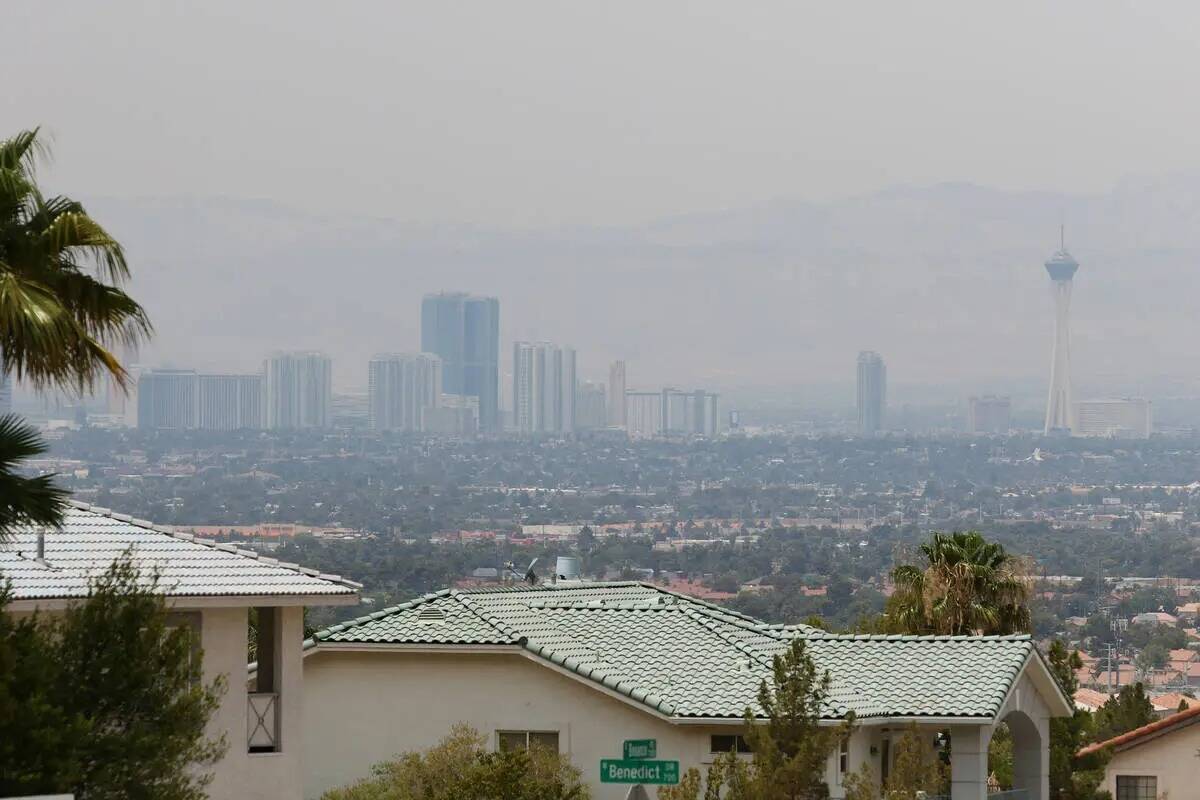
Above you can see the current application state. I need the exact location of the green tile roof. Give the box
[310,582,1040,721]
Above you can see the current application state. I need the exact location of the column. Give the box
[949,725,988,800]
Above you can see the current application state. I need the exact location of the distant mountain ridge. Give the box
[86,176,1200,399]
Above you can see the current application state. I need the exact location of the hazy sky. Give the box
[7,1,1200,228]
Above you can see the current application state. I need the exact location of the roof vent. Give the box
[416,607,446,624]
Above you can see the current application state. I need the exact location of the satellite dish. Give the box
[524,558,540,585]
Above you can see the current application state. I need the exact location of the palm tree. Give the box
[0,128,151,537]
[889,531,1031,636]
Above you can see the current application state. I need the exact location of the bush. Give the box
[0,555,226,799]
[321,724,589,800]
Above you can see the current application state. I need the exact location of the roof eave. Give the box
[7,591,359,613]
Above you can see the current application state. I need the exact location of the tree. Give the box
[0,556,226,798]
[885,725,947,799]
[1045,640,1108,800]
[0,128,151,538]
[659,640,844,800]
[744,639,846,800]
[1092,683,1155,744]
[321,724,588,800]
[889,531,1031,636]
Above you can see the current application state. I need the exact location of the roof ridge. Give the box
[638,582,763,624]
[450,590,526,643]
[67,500,363,593]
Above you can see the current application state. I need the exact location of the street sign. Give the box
[623,739,657,760]
[600,759,679,785]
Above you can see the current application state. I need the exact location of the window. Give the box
[1115,776,1157,800]
[497,731,559,752]
[710,735,752,754]
[838,737,849,779]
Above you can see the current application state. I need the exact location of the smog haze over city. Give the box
[7,1,1200,414]
[15,6,1200,799]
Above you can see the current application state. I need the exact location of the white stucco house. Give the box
[301,581,1072,800]
[1078,704,1200,800]
[0,502,360,800]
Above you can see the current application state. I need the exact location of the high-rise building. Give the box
[1074,398,1151,439]
[1043,242,1079,434]
[198,374,262,430]
[856,351,886,435]
[137,370,262,430]
[967,395,1011,435]
[625,391,663,438]
[512,342,576,434]
[607,361,627,428]
[421,292,499,432]
[137,369,198,429]
[263,352,332,429]
[662,388,720,436]
[367,353,442,432]
[575,381,607,430]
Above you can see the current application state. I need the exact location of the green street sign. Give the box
[600,759,679,785]
[623,739,657,760]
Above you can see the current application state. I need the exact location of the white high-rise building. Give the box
[137,369,198,429]
[607,361,627,428]
[137,370,262,430]
[512,342,576,434]
[1074,398,1151,439]
[625,391,663,438]
[198,374,262,430]
[367,353,442,432]
[1043,243,1079,434]
[263,352,332,429]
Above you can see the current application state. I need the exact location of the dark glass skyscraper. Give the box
[856,351,886,435]
[421,292,499,431]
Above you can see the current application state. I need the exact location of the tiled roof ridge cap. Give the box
[309,589,453,645]
[450,590,526,643]
[682,606,776,670]
[454,580,646,595]
[640,582,764,624]
[66,500,363,592]
[518,636,677,717]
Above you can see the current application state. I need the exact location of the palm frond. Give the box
[0,414,66,541]
[0,128,46,175]
[37,210,130,283]
[0,270,125,392]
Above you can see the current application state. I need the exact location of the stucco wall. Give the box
[301,648,865,800]
[202,605,307,800]
[1102,720,1200,799]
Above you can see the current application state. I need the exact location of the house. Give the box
[1131,611,1178,627]
[300,581,1072,800]
[0,502,360,800]
[1073,688,1112,712]
[1149,692,1200,716]
[1078,705,1200,800]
